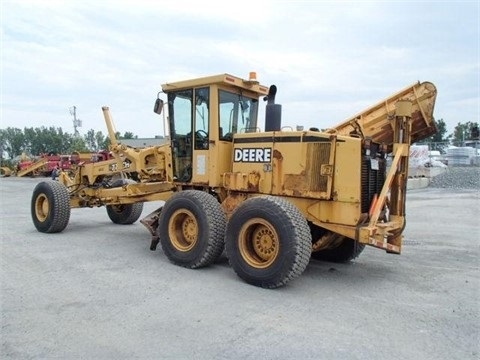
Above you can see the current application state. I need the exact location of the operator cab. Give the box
[154,73,269,184]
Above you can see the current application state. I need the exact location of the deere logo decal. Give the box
[234,148,272,163]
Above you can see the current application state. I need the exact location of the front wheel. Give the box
[31,180,71,233]
[106,179,144,224]
[106,203,144,224]
[225,196,312,289]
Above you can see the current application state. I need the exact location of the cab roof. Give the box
[161,73,270,96]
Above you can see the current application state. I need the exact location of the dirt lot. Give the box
[1,177,479,359]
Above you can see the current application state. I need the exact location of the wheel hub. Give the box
[253,227,276,260]
[239,218,279,268]
[35,194,49,222]
[182,217,197,241]
[169,209,198,252]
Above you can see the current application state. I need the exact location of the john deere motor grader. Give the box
[31,72,437,288]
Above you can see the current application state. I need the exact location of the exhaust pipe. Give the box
[265,85,282,132]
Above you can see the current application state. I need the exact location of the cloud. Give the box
[1,0,478,138]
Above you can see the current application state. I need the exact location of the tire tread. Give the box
[31,180,71,233]
[226,196,312,288]
[159,190,226,269]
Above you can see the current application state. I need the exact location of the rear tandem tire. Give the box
[31,180,71,233]
[158,190,226,269]
[225,196,312,289]
[311,237,365,263]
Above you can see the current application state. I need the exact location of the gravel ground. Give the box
[429,166,480,189]
[1,175,479,359]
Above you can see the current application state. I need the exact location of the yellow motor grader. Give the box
[31,72,437,288]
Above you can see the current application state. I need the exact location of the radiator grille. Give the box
[361,156,386,213]
[306,143,331,192]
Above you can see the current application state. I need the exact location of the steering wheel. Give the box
[222,132,233,141]
[195,130,208,139]
[195,130,209,149]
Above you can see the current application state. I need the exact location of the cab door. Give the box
[167,87,210,184]
[191,87,210,184]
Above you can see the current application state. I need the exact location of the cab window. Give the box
[219,90,258,141]
[194,87,209,150]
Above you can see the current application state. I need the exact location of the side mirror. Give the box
[153,98,164,115]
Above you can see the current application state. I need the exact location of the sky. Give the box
[1,0,479,139]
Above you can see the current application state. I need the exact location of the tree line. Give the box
[0,126,137,162]
[419,119,479,152]
[0,120,478,164]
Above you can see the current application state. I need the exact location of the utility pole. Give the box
[69,106,82,136]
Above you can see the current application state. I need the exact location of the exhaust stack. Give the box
[265,85,282,132]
